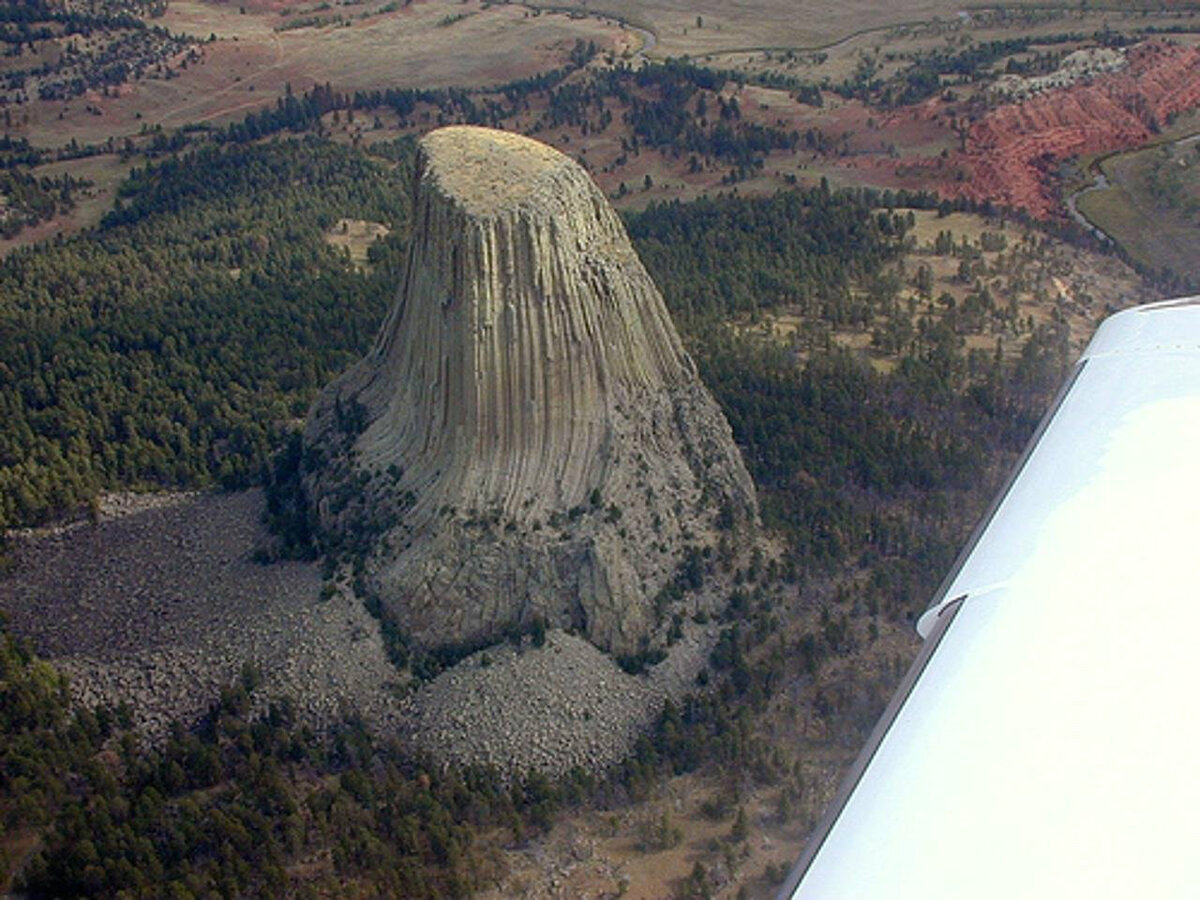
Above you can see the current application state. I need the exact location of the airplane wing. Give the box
[779,297,1200,899]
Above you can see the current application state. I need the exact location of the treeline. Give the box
[0,137,412,531]
[0,618,584,898]
[552,60,800,169]
[627,190,1067,589]
[220,40,599,144]
[0,134,44,169]
[0,170,89,238]
[217,56,799,174]
[627,186,911,325]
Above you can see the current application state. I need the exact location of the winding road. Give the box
[628,23,656,64]
[1067,127,1200,243]
[1066,169,1112,242]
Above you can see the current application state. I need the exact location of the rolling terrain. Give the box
[0,0,1191,897]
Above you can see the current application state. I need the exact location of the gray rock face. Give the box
[304,126,755,656]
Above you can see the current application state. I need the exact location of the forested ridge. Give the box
[209,58,802,182]
[0,138,411,532]
[628,189,1065,608]
[629,187,905,325]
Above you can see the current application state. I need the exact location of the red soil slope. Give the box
[958,41,1200,217]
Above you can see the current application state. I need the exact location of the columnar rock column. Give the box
[304,126,755,656]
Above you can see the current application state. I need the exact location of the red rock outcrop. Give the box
[844,41,1200,218]
[957,41,1200,217]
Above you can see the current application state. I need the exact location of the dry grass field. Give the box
[14,0,628,149]
[527,0,997,57]
[1076,115,1200,283]
[527,0,1193,59]
[478,757,851,899]
[0,154,131,257]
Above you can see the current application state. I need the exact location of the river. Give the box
[1065,170,1112,242]
[1066,129,1200,242]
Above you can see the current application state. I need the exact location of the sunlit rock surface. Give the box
[304,126,756,655]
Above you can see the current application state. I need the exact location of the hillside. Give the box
[0,1,1188,896]
[0,122,1164,894]
[956,41,1200,216]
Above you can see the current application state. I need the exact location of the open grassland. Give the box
[157,0,625,98]
[525,0,1022,57]
[1076,158,1184,277]
[1077,126,1200,284]
[15,0,627,149]
[526,0,1200,60]
[901,210,1150,349]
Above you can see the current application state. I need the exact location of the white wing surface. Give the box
[781,297,1200,899]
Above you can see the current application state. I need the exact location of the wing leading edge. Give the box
[780,298,1200,899]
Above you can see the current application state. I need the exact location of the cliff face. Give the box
[960,41,1200,217]
[304,126,756,656]
[849,40,1200,219]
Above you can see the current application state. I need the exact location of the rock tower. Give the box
[304,126,755,656]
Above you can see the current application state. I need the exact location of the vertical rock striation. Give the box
[304,126,755,656]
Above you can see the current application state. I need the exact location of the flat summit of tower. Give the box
[420,125,574,216]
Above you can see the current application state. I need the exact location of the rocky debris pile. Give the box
[405,626,714,778]
[2,488,731,773]
[1,491,404,741]
[97,490,203,522]
[991,47,1128,101]
[6,490,201,543]
[304,125,756,659]
[58,584,405,741]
